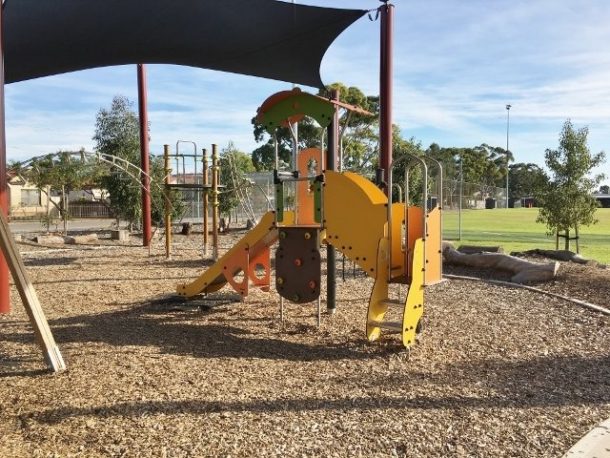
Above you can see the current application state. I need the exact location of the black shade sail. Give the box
[3,0,367,87]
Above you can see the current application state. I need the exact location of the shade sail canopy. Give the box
[3,0,367,87]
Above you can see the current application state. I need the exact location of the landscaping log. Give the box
[457,245,504,254]
[510,249,595,265]
[34,235,65,245]
[443,242,559,284]
[64,234,98,244]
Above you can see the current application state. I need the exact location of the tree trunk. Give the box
[45,186,51,233]
[61,186,68,235]
[443,242,559,284]
[564,229,570,250]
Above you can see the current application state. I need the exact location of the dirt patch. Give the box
[1,229,609,457]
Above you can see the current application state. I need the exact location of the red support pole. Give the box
[137,64,152,247]
[379,2,394,196]
[0,4,10,313]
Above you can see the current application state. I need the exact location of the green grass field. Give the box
[442,207,610,263]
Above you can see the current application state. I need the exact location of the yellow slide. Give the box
[176,212,278,298]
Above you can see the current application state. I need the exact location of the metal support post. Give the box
[505,104,512,209]
[164,145,172,258]
[458,157,463,241]
[211,144,219,261]
[202,148,209,255]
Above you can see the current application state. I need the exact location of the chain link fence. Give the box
[442,179,509,210]
[177,172,274,226]
[177,173,516,231]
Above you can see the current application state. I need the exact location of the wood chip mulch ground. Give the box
[1,229,609,457]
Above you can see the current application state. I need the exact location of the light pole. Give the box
[505,104,511,209]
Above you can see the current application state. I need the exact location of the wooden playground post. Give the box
[211,144,219,260]
[164,145,172,258]
[202,148,209,255]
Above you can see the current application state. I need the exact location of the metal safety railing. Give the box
[386,154,443,285]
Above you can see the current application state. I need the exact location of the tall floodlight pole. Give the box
[505,104,511,209]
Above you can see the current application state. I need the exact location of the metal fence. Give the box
[68,203,112,218]
[442,179,509,210]
[177,173,515,230]
[177,172,274,225]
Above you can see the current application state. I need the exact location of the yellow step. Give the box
[368,320,403,333]
[380,299,403,307]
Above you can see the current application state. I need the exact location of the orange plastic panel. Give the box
[405,206,424,276]
[247,246,271,292]
[425,207,442,284]
[390,202,406,276]
[296,148,323,225]
[222,248,249,297]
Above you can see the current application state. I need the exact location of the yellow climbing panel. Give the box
[323,170,388,277]
[366,237,425,348]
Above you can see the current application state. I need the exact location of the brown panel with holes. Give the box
[275,227,321,303]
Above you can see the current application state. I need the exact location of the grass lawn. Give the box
[442,207,610,264]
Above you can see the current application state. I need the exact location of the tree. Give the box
[508,163,548,200]
[250,82,379,174]
[600,184,609,194]
[219,142,256,228]
[251,115,321,171]
[426,144,470,208]
[93,96,142,227]
[536,120,606,251]
[473,143,513,203]
[322,83,379,173]
[93,95,182,228]
[25,151,105,233]
[391,127,425,203]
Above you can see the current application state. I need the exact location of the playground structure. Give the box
[178,88,443,348]
[161,142,267,260]
[0,0,397,363]
[161,143,221,260]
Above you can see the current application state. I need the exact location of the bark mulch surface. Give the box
[1,230,609,457]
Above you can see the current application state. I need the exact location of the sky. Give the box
[5,0,610,183]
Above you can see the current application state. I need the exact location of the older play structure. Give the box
[177,89,443,348]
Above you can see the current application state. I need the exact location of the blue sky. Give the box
[5,0,610,183]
